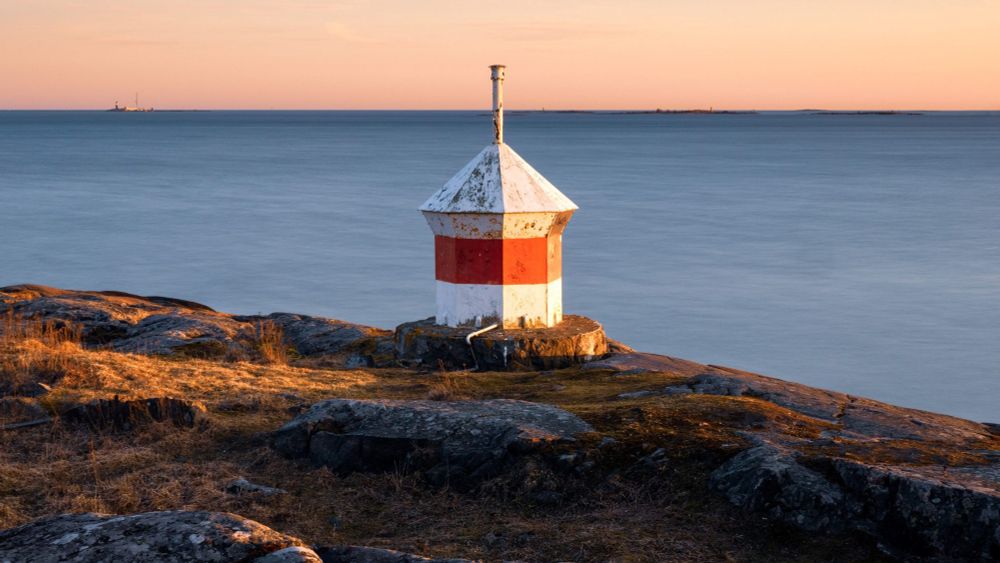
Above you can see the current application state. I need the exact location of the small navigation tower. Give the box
[419,65,578,329]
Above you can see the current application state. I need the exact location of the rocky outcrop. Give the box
[0,510,481,563]
[394,315,607,371]
[580,352,1000,559]
[643,365,993,443]
[111,312,250,357]
[0,510,317,562]
[582,351,706,376]
[273,399,593,486]
[239,313,390,358]
[591,358,1000,560]
[0,285,384,361]
[709,443,854,534]
[711,442,1000,560]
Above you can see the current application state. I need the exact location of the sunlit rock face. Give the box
[420,144,577,329]
[273,398,593,487]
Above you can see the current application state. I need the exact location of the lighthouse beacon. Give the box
[420,65,578,329]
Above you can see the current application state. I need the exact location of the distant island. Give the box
[500,109,759,116]
[812,110,924,115]
[610,108,758,115]
[107,94,153,113]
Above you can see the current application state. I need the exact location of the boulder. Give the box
[0,510,318,563]
[709,443,849,533]
[273,399,593,486]
[394,315,607,371]
[711,443,1000,560]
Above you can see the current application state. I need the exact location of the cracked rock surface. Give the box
[710,441,1000,561]
[0,285,386,360]
[273,399,593,486]
[0,511,315,563]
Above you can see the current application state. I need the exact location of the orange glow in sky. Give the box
[2,0,998,110]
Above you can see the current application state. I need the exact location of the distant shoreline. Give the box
[8,109,1000,114]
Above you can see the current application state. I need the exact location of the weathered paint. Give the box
[418,144,577,214]
[491,64,505,145]
[422,211,573,239]
[434,235,560,285]
[435,279,563,328]
[422,65,576,329]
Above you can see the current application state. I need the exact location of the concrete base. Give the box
[394,315,608,371]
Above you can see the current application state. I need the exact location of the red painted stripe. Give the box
[435,235,560,285]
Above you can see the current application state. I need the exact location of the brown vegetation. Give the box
[0,311,90,394]
[0,335,895,562]
[249,320,293,365]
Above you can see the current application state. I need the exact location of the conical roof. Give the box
[420,143,578,214]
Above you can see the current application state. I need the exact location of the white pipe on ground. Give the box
[465,322,499,371]
[465,323,499,346]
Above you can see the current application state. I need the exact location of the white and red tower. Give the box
[420,65,578,329]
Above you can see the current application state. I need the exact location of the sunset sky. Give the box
[2,0,998,110]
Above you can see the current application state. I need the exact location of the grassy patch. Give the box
[0,344,897,562]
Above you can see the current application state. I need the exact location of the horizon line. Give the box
[3,107,999,112]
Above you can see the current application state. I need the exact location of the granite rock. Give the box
[711,442,1000,560]
[273,399,593,486]
[0,510,316,563]
[0,285,384,361]
[238,313,390,357]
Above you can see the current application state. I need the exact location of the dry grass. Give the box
[0,343,902,562]
[0,311,90,393]
[425,370,472,401]
[250,320,292,365]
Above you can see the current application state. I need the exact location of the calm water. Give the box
[1,110,998,422]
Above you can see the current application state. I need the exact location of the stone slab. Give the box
[272,398,593,487]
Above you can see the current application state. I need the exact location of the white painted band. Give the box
[435,279,563,329]
[422,211,573,239]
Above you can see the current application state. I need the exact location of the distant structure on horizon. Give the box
[419,65,577,329]
[108,93,153,112]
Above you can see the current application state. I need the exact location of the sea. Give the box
[1,110,997,423]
